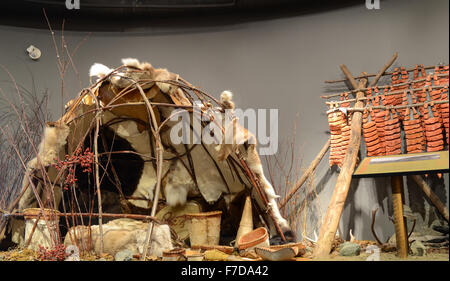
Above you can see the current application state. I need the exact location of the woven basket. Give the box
[23,208,60,251]
[186,211,222,246]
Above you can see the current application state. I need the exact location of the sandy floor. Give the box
[1,246,448,261]
[312,251,449,261]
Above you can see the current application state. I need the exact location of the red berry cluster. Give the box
[37,244,67,261]
[53,147,94,190]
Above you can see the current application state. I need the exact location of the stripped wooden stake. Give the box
[134,82,165,260]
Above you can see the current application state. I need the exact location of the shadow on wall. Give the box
[0,0,364,32]
[407,175,448,231]
[340,176,393,242]
[335,173,447,242]
[292,164,336,240]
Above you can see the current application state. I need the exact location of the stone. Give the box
[65,245,80,261]
[64,218,173,258]
[339,242,361,256]
[410,240,427,256]
[115,249,133,261]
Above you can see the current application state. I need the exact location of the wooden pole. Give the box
[279,138,330,210]
[368,52,399,87]
[135,83,165,260]
[2,211,160,222]
[314,73,367,258]
[391,175,409,258]
[93,115,104,254]
[322,73,448,99]
[410,175,449,222]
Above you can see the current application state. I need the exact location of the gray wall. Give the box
[0,0,448,242]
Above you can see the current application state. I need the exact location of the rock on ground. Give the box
[115,249,133,261]
[410,240,427,256]
[339,242,361,256]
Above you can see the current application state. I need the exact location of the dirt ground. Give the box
[313,251,449,261]
[1,248,448,261]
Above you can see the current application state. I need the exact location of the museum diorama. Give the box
[0,0,448,263]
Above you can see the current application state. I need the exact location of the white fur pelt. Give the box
[18,121,69,217]
[215,92,289,230]
[164,160,197,207]
[221,90,235,110]
[89,63,113,80]
[121,58,141,69]
[89,58,183,96]
[27,121,70,170]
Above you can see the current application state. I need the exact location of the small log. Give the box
[4,211,161,222]
[340,65,361,90]
[410,175,449,222]
[279,138,330,210]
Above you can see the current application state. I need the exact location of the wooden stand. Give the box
[391,175,409,258]
[314,74,367,258]
[315,53,400,258]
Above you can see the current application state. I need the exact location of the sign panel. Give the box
[353,151,449,177]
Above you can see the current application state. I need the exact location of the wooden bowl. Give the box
[238,227,269,251]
